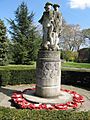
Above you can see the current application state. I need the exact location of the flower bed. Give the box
[11,87,84,110]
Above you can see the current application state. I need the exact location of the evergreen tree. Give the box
[0,20,8,65]
[8,2,41,64]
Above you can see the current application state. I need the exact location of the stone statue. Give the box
[39,2,54,50]
[53,4,62,50]
[39,2,62,50]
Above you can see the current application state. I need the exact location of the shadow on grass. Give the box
[62,82,90,91]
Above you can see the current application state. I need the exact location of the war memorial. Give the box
[11,2,84,110]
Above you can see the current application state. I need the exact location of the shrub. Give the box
[78,48,90,63]
[61,51,78,62]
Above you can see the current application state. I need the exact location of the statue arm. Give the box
[38,12,45,24]
[38,16,43,24]
[58,15,63,37]
[60,15,62,26]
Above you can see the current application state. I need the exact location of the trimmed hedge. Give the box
[0,65,36,86]
[0,107,90,120]
[61,67,90,87]
[0,69,35,86]
[0,65,90,87]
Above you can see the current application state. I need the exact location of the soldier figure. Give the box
[38,2,54,50]
[53,4,62,50]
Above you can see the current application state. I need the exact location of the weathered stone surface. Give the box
[38,2,62,50]
[36,50,61,97]
[37,51,60,60]
[23,90,73,104]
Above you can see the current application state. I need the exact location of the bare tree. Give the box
[82,28,90,40]
[59,21,84,51]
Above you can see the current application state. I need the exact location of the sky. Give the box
[0,0,90,30]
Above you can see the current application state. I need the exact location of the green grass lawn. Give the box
[0,63,36,70]
[62,62,90,69]
[0,62,90,70]
[0,107,89,120]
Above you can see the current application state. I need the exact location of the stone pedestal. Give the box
[35,50,61,98]
[23,50,73,104]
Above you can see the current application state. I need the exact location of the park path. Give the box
[0,84,90,111]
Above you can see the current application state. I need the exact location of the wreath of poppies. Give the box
[11,87,84,110]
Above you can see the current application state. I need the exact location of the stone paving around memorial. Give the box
[0,84,90,111]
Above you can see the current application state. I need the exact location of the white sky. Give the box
[69,0,90,9]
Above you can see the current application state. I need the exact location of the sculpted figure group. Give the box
[39,2,62,50]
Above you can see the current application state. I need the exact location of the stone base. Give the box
[36,50,61,98]
[36,85,60,98]
[23,89,73,104]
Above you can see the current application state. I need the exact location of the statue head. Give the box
[44,2,53,11]
[53,4,60,11]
